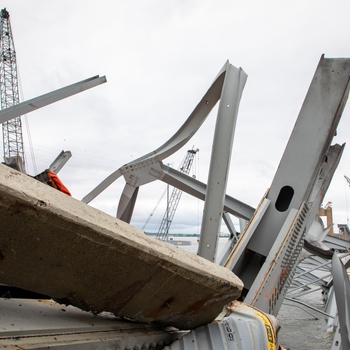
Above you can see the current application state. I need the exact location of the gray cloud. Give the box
[3,0,350,233]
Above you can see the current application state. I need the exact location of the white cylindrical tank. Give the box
[165,301,280,350]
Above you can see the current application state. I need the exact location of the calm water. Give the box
[278,294,334,350]
[175,236,335,350]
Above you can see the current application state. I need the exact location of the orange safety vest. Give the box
[46,170,71,196]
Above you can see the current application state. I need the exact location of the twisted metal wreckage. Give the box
[0,55,350,349]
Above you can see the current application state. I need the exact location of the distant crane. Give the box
[156,148,199,241]
[0,8,25,172]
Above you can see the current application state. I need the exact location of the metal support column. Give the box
[198,64,247,261]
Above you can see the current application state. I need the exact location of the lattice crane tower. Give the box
[0,8,25,171]
[156,148,199,240]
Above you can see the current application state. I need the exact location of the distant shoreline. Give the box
[144,232,230,238]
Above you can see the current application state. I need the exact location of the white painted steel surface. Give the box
[198,64,247,261]
[0,75,107,124]
[165,302,278,350]
[230,56,350,315]
[0,298,181,349]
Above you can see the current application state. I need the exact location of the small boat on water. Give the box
[167,237,192,246]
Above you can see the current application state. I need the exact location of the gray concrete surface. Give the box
[0,164,243,330]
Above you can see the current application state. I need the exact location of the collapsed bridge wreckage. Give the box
[0,56,350,349]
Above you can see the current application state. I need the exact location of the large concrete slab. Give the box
[0,164,243,330]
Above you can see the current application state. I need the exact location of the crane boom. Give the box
[156,148,198,240]
[0,8,25,171]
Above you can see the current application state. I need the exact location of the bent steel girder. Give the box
[227,55,350,316]
[273,144,348,324]
[302,143,345,257]
[126,61,229,163]
[159,163,255,220]
[82,61,230,206]
[118,184,140,223]
[82,61,249,227]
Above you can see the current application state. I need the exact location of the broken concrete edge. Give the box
[0,164,243,299]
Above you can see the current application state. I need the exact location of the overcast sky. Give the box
[2,0,350,235]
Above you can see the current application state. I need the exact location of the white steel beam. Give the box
[198,64,247,261]
[82,62,251,234]
[159,163,255,220]
[49,150,72,174]
[0,75,107,124]
[228,56,350,315]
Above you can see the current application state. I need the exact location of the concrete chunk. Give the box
[0,165,243,329]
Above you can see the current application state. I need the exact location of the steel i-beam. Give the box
[225,56,350,315]
[198,64,247,261]
[0,75,107,124]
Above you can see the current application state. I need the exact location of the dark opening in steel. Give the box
[275,185,294,212]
